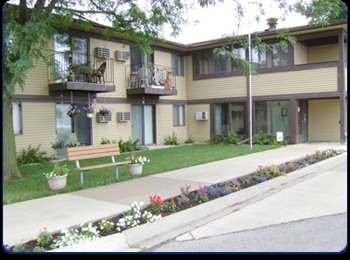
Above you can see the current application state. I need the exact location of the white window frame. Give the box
[12,102,23,135]
[173,105,186,126]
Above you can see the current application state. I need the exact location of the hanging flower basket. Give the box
[83,105,95,118]
[67,106,80,118]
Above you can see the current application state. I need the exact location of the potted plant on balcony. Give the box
[125,155,150,176]
[43,163,69,191]
[164,78,170,89]
[78,66,93,82]
[83,105,95,118]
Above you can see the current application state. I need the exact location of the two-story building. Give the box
[12,19,347,157]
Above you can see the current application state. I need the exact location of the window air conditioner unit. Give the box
[196,111,208,120]
[95,47,110,58]
[117,112,131,122]
[116,50,129,61]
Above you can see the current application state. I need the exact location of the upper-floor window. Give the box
[195,53,209,75]
[214,54,227,73]
[232,47,246,71]
[251,48,267,69]
[12,102,23,135]
[272,42,288,67]
[53,34,88,81]
[172,54,184,76]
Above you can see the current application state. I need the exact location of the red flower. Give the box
[170,198,174,205]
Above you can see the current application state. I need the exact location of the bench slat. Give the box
[74,161,131,171]
[67,144,122,161]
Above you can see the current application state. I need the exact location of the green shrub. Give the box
[16,144,51,165]
[185,135,194,144]
[223,131,242,145]
[118,138,139,153]
[164,132,180,145]
[101,138,116,144]
[205,134,221,145]
[252,132,290,145]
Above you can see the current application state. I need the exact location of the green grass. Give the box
[4,144,282,205]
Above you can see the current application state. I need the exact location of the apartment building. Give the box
[12,19,347,157]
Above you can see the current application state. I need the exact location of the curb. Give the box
[47,152,347,252]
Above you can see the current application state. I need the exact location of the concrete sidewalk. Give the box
[3,142,347,252]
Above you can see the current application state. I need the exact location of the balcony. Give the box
[48,52,115,94]
[125,63,177,96]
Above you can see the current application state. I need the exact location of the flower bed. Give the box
[6,148,345,252]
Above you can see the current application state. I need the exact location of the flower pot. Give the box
[127,164,143,176]
[86,113,93,118]
[46,174,67,191]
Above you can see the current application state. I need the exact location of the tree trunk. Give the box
[3,88,22,180]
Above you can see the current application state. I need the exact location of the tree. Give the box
[3,0,211,180]
[293,0,347,26]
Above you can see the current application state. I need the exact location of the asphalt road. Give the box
[149,213,347,253]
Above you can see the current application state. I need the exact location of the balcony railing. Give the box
[126,63,176,90]
[48,52,114,84]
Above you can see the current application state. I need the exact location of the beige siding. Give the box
[156,104,188,144]
[154,50,171,67]
[15,102,57,157]
[308,44,339,63]
[187,104,211,142]
[92,103,132,145]
[294,42,308,65]
[309,99,340,142]
[185,56,246,100]
[15,59,50,96]
[252,68,337,96]
[90,38,129,98]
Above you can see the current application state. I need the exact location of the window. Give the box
[255,100,290,135]
[53,34,88,81]
[12,102,23,134]
[195,53,209,75]
[251,48,266,68]
[272,42,288,67]
[214,54,226,73]
[172,54,184,76]
[173,105,186,126]
[215,103,246,135]
[232,47,246,71]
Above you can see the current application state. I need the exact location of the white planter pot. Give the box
[46,174,68,191]
[127,164,143,176]
[86,113,93,118]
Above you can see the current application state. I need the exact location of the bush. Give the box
[222,131,242,145]
[184,135,194,144]
[164,132,180,145]
[205,134,221,145]
[101,138,117,144]
[17,144,51,165]
[252,132,290,145]
[118,138,139,153]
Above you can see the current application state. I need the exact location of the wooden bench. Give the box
[67,143,131,185]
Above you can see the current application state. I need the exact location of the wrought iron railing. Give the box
[48,52,114,84]
[126,63,176,89]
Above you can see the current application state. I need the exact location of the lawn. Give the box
[3,143,282,205]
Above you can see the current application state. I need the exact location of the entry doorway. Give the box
[56,104,92,155]
[297,100,308,143]
[132,104,155,145]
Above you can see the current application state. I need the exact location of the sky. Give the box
[6,0,310,44]
[164,1,310,44]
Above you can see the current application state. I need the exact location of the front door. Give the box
[132,104,155,145]
[298,100,308,143]
[56,104,92,155]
